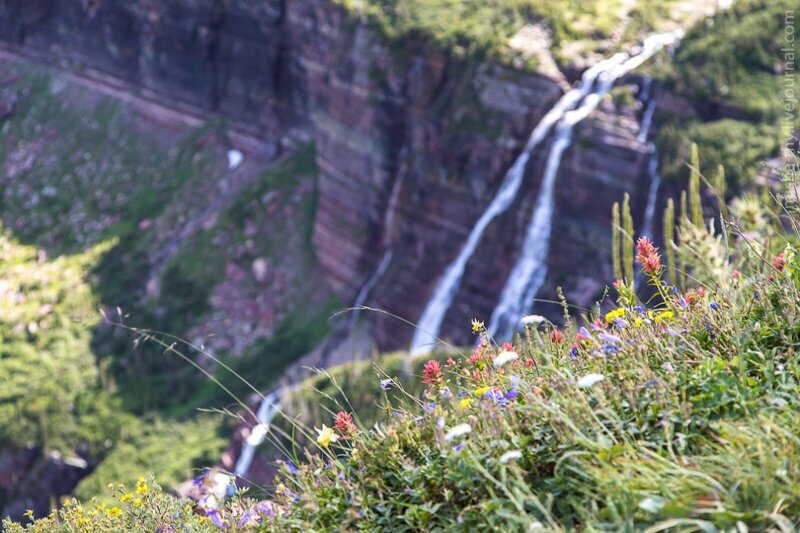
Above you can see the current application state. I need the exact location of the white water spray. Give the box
[639,90,662,239]
[408,54,632,355]
[234,385,295,478]
[488,32,680,340]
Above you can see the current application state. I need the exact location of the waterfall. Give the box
[234,386,294,478]
[637,78,662,239]
[637,89,657,144]
[487,32,681,341]
[349,155,405,324]
[408,54,631,356]
[235,156,407,479]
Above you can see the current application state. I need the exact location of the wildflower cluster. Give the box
[246,191,800,530]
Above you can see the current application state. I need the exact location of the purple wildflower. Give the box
[579,326,591,338]
[453,443,465,453]
[437,416,445,430]
[598,332,621,344]
[710,301,720,311]
[612,318,628,329]
[379,378,392,390]
[192,471,206,488]
[569,347,579,361]
[238,512,252,528]
[255,503,273,515]
[206,509,228,529]
[504,376,520,401]
[603,344,619,355]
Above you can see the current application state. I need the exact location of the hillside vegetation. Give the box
[655,0,792,192]
[0,61,333,507]
[336,0,708,63]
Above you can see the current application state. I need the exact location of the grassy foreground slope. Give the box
[9,157,800,530]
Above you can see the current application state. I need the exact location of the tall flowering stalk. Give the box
[714,164,727,220]
[689,142,703,227]
[622,193,635,286]
[612,201,622,281]
[663,198,677,285]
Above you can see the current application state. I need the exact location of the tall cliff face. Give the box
[1,0,301,139]
[0,0,655,349]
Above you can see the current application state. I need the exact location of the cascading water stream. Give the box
[348,165,405,325]
[408,54,631,355]
[488,32,681,341]
[234,385,296,478]
[235,156,406,480]
[639,90,661,239]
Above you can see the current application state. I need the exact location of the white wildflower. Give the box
[499,450,522,464]
[493,351,519,367]
[227,149,244,170]
[577,373,605,388]
[521,314,546,325]
[444,423,472,441]
[639,496,665,513]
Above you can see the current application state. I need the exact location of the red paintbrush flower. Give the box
[636,237,658,263]
[642,254,661,275]
[334,411,357,438]
[422,359,443,386]
[774,252,786,272]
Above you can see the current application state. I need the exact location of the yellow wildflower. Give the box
[316,424,339,447]
[655,311,673,322]
[133,498,143,507]
[23,510,33,519]
[459,398,474,409]
[475,386,491,396]
[135,478,149,495]
[605,308,625,323]
[199,516,209,524]
[120,493,133,503]
[471,318,484,333]
[634,317,644,327]
[106,507,123,518]
[276,483,287,495]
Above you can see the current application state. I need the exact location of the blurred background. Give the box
[0,0,795,520]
